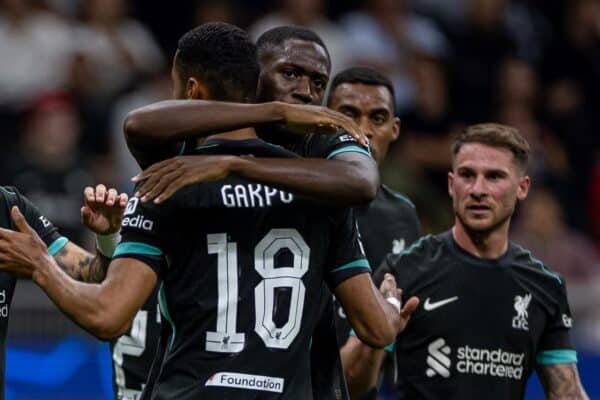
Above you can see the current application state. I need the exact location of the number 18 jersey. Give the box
[113,139,370,400]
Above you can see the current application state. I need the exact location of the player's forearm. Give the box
[53,242,110,283]
[335,275,400,347]
[538,363,589,400]
[229,155,378,206]
[32,256,128,340]
[340,336,386,397]
[124,100,282,145]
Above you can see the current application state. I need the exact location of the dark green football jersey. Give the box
[375,231,577,400]
[114,139,370,400]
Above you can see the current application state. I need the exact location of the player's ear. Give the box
[186,77,210,100]
[516,175,530,201]
[448,171,455,197]
[391,117,401,142]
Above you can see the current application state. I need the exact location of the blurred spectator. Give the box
[340,0,448,111]
[0,0,74,108]
[71,0,163,100]
[248,0,349,74]
[193,0,236,26]
[4,92,93,244]
[108,71,172,191]
[383,55,457,234]
[589,157,600,246]
[496,58,570,189]
[540,0,600,231]
[447,0,516,123]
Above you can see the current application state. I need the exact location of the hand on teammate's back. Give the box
[277,102,369,146]
[133,155,235,203]
[380,273,419,335]
[81,184,129,234]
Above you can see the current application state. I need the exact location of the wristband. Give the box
[96,232,121,257]
[386,297,402,313]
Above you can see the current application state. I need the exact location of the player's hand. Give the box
[380,273,419,334]
[81,185,128,234]
[0,206,53,279]
[277,102,369,146]
[132,155,234,203]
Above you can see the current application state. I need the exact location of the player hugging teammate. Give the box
[0,21,589,400]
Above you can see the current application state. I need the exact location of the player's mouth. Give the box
[466,204,491,212]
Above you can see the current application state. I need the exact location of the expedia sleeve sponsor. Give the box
[114,196,167,276]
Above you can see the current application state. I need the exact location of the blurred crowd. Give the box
[0,0,599,348]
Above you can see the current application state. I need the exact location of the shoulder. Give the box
[509,242,566,289]
[306,132,371,159]
[380,185,417,210]
[386,233,440,269]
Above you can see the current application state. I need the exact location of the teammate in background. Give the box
[324,67,421,399]
[119,26,382,400]
[347,124,589,399]
[0,184,126,400]
[0,23,412,399]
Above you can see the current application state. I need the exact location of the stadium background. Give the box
[0,0,599,398]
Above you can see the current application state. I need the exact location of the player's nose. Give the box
[292,78,314,104]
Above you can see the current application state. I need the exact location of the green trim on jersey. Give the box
[195,143,220,150]
[536,349,577,365]
[114,242,163,257]
[349,329,395,352]
[396,235,430,258]
[331,259,371,273]
[326,146,371,160]
[159,284,177,349]
[47,237,68,256]
[522,248,563,285]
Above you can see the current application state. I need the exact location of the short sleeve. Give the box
[305,132,372,160]
[325,209,371,289]
[112,196,168,277]
[4,187,66,256]
[536,276,577,365]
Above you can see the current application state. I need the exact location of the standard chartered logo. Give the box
[426,338,525,380]
[426,338,451,378]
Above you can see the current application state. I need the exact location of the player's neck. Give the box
[452,221,510,260]
[200,127,258,144]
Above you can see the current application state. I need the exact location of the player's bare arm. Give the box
[537,363,589,400]
[341,274,418,397]
[124,99,367,167]
[333,272,417,348]
[0,207,156,340]
[54,185,128,283]
[133,150,379,205]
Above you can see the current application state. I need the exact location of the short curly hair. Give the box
[175,22,259,102]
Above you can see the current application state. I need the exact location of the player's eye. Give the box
[282,69,298,79]
[372,113,387,125]
[313,79,325,89]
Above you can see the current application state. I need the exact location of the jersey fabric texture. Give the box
[375,230,577,400]
[113,139,370,400]
[113,131,372,400]
[0,186,67,400]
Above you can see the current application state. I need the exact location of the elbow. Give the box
[354,322,396,349]
[123,111,145,143]
[87,312,130,341]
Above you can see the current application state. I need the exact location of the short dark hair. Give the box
[327,67,396,106]
[256,25,330,62]
[451,123,531,173]
[175,22,258,102]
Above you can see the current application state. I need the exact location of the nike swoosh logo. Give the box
[423,296,459,311]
